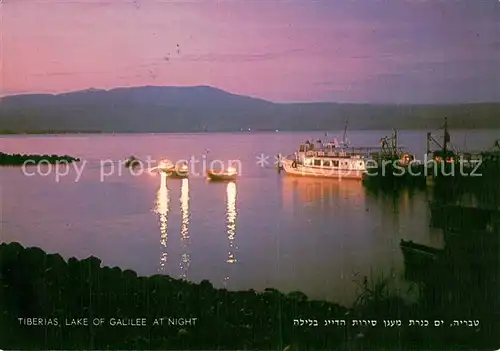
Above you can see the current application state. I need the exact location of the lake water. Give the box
[1,130,498,306]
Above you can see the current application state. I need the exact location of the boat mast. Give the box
[342,118,348,146]
[426,132,431,155]
[443,117,448,157]
[393,129,398,157]
[463,130,467,151]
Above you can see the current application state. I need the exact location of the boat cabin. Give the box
[295,142,367,171]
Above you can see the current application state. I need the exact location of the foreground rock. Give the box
[0,242,349,349]
[0,242,497,350]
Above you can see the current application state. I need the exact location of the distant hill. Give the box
[0,85,499,133]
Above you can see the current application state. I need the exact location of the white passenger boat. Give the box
[281,139,369,180]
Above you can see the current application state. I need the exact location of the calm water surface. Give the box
[1,130,498,306]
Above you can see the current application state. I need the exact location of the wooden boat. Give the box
[400,239,443,261]
[400,239,444,282]
[425,117,482,182]
[166,162,189,178]
[156,159,175,172]
[206,167,238,181]
[149,159,188,178]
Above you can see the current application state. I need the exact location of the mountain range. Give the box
[1,86,499,133]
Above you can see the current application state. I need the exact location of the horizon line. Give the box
[1,85,500,106]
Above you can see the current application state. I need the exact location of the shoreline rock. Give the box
[0,242,349,349]
[0,242,497,350]
[0,152,80,166]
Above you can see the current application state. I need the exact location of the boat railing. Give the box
[298,145,417,162]
[428,151,484,163]
[305,150,364,158]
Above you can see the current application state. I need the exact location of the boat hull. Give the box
[281,159,365,180]
[206,171,237,181]
[163,167,189,178]
[400,239,443,282]
[155,163,189,178]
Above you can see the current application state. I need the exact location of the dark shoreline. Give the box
[0,242,498,350]
[0,152,80,166]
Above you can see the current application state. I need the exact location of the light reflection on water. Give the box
[154,172,170,274]
[282,176,366,214]
[179,178,190,279]
[224,181,238,287]
[226,182,238,263]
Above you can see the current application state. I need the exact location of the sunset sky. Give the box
[1,0,500,103]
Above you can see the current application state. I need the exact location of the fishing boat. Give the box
[425,117,481,186]
[362,129,425,185]
[370,130,415,165]
[481,140,500,161]
[427,117,455,165]
[207,166,238,181]
[478,139,500,178]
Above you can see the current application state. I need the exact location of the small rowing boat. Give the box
[156,159,175,172]
[149,159,189,178]
[168,162,189,178]
[207,167,238,181]
[124,155,141,168]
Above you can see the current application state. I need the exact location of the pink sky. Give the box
[2,0,500,103]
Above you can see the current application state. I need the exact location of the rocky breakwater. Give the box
[0,152,80,166]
